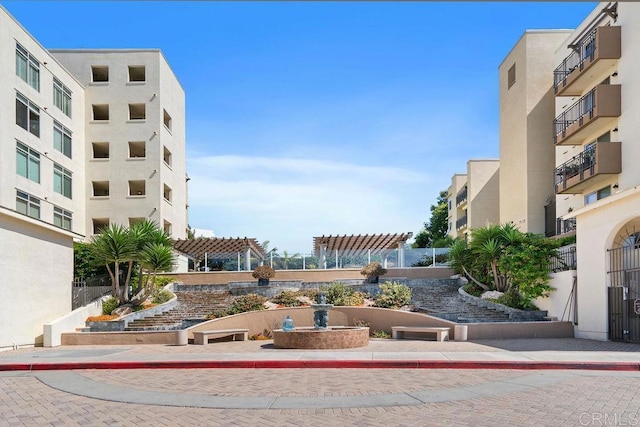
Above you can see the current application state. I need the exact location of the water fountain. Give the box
[272,292,370,349]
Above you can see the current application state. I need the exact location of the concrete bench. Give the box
[391,326,450,342]
[193,329,249,345]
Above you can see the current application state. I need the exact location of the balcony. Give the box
[554,141,621,194]
[556,217,577,237]
[553,84,620,145]
[456,186,468,207]
[456,215,468,231]
[554,26,621,96]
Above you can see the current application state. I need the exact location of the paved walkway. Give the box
[1,338,640,425]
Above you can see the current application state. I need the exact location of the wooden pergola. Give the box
[173,237,266,271]
[313,232,413,268]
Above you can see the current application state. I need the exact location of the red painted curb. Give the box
[1,360,639,372]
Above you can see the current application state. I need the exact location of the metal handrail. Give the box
[554,147,596,190]
[456,186,467,206]
[553,87,597,144]
[456,215,467,230]
[554,27,598,93]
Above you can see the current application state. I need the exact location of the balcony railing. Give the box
[554,26,621,96]
[456,215,468,231]
[456,186,467,206]
[554,142,621,194]
[557,217,577,236]
[549,244,577,273]
[553,83,620,145]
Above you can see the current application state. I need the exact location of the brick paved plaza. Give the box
[1,338,640,426]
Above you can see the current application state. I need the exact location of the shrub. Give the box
[373,281,412,308]
[271,290,302,307]
[371,330,391,339]
[102,296,119,315]
[353,319,370,328]
[493,287,539,311]
[298,288,318,301]
[226,294,267,315]
[87,314,118,322]
[154,276,175,288]
[463,283,484,297]
[324,282,366,306]
[152,289,174,304]
[360,262,387,278]
[252,265,275,280]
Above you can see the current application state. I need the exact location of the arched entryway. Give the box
[607,218,640,342]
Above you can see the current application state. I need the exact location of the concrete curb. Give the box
[1,360,639,372]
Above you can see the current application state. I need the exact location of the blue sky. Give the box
[3,1,597,253]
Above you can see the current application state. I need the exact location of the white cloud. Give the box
[186,155,432,253]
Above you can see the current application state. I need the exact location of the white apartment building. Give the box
[0,6,188,348]
[550,1,640,342]
[447,160,500,239]
[50,50,188,239]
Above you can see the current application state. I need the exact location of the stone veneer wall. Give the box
[272,327,369,349]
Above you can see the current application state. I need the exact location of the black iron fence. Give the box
[554,147,596,191]
[553,87,596,144]
[553,26,598,93]
[549,244,577,273]
[456,186,468,206]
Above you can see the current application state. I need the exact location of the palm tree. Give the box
[89,224,137,304]
[140,242,176,295]
[130,220,172,293]
[281,250,300,270]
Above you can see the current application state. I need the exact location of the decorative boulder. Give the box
[480,291,504,300]
[112,304,134,317]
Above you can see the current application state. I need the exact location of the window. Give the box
[16,190,40,219]
[53,78,72,117]
[128,65,145,82]
[128,103,146,120]
[54,164,72,199]
[128,180,146,196]
[163,184,172,202]
[53,121,72,158]
[163,146,172,167]
[163,220,172,235]
[585,186,612,205]
[53,206,72,231]
[508,63,516,89]
[163,109,172,131]
[92,218,109,234]
[92,104,109,121]
[16,43,39,91]
[92,142,109,159]
[128,141,145,158]
[16,141,40,183]
[92,181,109,197]
[16,92,40,136]
[91,66,109,82]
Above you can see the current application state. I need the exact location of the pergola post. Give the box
[335,249,339,269]
[245,247,251,271]
[398,242,405,268]
[321,245,327,269]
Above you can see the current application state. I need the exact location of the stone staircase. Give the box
[408,280,513,323]
[124,290,233,331]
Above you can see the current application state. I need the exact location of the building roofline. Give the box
[498,29,574,69]
[0,206,85,240]
[0,5,85,88]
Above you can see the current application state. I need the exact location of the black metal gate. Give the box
[608,246,640,342]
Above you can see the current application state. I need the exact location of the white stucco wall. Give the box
[535,269,576,322]
[0,209,74,348]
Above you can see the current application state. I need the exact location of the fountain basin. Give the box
[272,326,369,349]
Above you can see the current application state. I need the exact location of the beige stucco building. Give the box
[550,2,640,342]
[0,6,188,348]
[499,30,573,235]
[447,160,500,239]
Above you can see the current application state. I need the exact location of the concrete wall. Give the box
[160,267,454,285]
[0,209,74,348]
[535,269,576,322]
[467,160,500,230]
[500,30,572,233]
[43,298,103,347]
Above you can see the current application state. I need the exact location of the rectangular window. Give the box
[54,163,72,199]
[128,141,145,158]
[16,141,40,183]
[128,180,146,196]
[16,43,39,91]
[92,142,110,159]
[53,78,72,117]
[92,104,109,121]
[585,186,612,205]
[91,66,109,82]
[92,181,109,197]
[92,218,109,234]
[163,109,172,130]
[163,146,172,167]
[508,63,516,89]
[16,190,40,219]
[128,103,146,120]
[53,121,72,158]
[16,92,40,136]
[128,65,146,82]
[163,184,172,202]
[53,206,72,230]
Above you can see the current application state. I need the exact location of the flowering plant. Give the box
[252,265,276,280]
